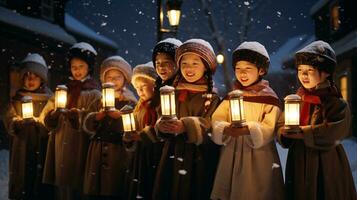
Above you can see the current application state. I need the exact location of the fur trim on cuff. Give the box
[212,121,230,145]
[181,117,203,145]
[246,121,264,149]
[83,112,97,136]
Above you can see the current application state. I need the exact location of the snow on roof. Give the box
[0,7,76,44]
[65,13,118,50]
[331,30,357,55]
[310,0,329,16]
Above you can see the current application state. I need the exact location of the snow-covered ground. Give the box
[0,138,356,199]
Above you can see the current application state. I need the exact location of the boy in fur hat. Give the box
[154,39,221,200]
[82,56,137,200]
[4,53,54,200]
[41,42,101,199]
[210,41,285,200]
[278,40,356,199]
[126,61,161,199]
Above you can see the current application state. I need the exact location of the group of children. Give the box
[4,38,356,200]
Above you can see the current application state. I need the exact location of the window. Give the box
[339,75,348,101]
[41,0,54,21]
[330,2,340,31]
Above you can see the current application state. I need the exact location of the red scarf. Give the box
[139,100,157,127]
[176,77,208,102]
[296,83,341,125]
[233,80,281,108]
[66,78,100,109]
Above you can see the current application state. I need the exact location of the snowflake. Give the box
[177,157,184,162]
[243,1,250,6]
[272,163,280,169]
[101,22,107,27]
[178,169,187,175]
[266,25,272,30]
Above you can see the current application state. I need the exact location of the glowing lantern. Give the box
[284,94,301,133]
[166,0,182,27]
[121,105,137,141]
[21,96,33,119]
[55,85,67,110]
[229,90,246,127]
[160,85,176,120]
[102,83,115,111]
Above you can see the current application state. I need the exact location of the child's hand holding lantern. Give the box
[223,125,250,138]
[157,119,186,134]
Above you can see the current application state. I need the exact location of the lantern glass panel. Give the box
[55,86,67,109]
[22,101,33,119]
[285,102,300,126]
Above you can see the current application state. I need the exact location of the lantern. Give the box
[216,53,224,64]
[228,90,246,127]
[121,105,137,141]
[21,96,33,119]
[160,85,177,120]
[284,94,301,133]
[102,83,115,111]
[166,0,182,27]
[55,85,67,110]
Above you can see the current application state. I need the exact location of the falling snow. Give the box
[178,170,187,175]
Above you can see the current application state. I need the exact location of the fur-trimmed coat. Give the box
[42,81,101,191]
[210,80,285,200]
[152,83,221,200]
[82,97,136,198]
[277,80,356,200]
[4,87,54,200]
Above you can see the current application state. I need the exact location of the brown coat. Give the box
[4,88,53,199]
[42,88,101,191]
[211,99,285,200]
[152,91,221,200]
[277,83,356,200]
[82,99,136,198]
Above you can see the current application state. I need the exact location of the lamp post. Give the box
[228,90,246,128]
[284,94,301,133]
[102,83,116,111]
[21,96,34,119]
[157,0,183,42]
[121,105,137,141]
[55,85,67,111]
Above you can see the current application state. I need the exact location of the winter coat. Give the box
[210,80,285,200]
[127,99,163,200]
[82,98,136,198]
[42,78,101,191]
[277,80,357,200]
[4,87,54,200]
[152,82,221,200]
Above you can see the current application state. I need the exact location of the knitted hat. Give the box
[100,56,133,83]
[152,38,182,67]
[295,40,336,74]
[132,61,158,85]
[175,39,217,74]
[68,42,97,72]
[232,41,270,75]
[20,53,48,82]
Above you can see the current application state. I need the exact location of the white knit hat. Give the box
[132,61,158,85]
[100,56,132,83]
[20,53,48,82]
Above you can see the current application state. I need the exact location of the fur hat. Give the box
[20,53,48,82]
[232,41,270,75]
[152,38,182,67]
[68,42,97,73]
[100,56,133,83]
[175,39,217,74]
[132,61,157,85]
[295,40,336,74]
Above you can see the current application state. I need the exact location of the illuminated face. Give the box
[180,54,206,83]
[104,69,125,91]
[134,78,155,101]
[297,64,329,89]
[23,72,41,91]
[155,53,176,81]
[235,61,265,87]
[70,58,89,81]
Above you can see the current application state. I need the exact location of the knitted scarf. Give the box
[66,77,100,109]
[176,78,208,102]
[136,99,157,127]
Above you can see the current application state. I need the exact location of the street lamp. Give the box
[217,53,224,64]
[102,83,116,111]
[55,85,67,111]
[21,96,34,119]
[157,0,183,42]
[284,94,301,133]
[228,90,246,128]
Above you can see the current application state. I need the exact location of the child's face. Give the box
[70,58,89,80]
[235,61,265,87]
[134,78,155,101]
[155,53,176,81]
[297,65,329,89]
[23,72,41,91]
[104,69,125,91]
[180,54,206,83]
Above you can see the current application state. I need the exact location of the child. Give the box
[278,40,356,199]
[210,41,285,200]
[154,39,221,200]
[151,38,182,107]
[82,55,137,200]
[42,42,102,199]
[126,61,160,199]
[4,53,54,200]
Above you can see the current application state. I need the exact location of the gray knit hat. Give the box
[20,53,48,82]
[100,56,133,83]
[295,40,336,74]
[132,61,158,85]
